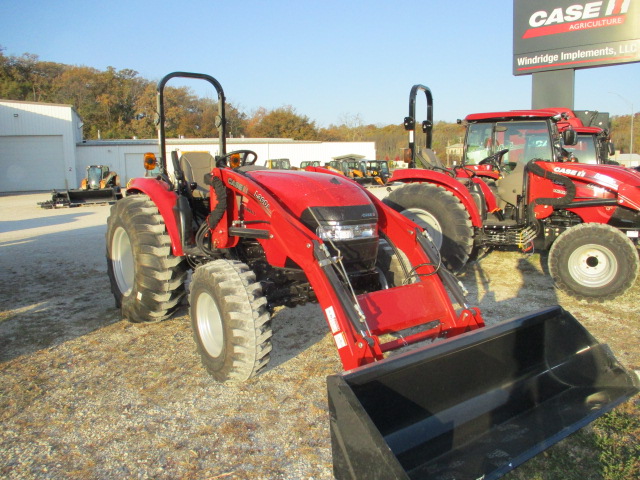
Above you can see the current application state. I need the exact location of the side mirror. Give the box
[562,129,577,146]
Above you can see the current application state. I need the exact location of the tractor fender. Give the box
[389,169,483,227]
[126,177,184,257]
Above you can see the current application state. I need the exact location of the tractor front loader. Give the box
[105,72,639,480]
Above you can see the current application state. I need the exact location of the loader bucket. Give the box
[328,306,639,480]
[65,188,121,206]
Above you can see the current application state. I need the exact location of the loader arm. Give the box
[214,169,484,370]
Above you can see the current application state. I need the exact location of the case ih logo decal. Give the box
[524,0,631,38]
[554,166,587,177]
[227,177,248,193]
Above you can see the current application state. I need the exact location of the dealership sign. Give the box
[513,0,639,75]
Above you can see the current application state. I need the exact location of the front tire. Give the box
[376,239,418,288]
[106,195,187,322]
[190,259,272,382]
[384,183,474,272]
[548,223,639,301]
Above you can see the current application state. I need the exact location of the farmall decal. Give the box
[253,191,271,211]
[524,0,631,38]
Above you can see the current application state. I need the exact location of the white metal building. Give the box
[0,99,83,192]
[76,138,377,186]
[0,100,376,192]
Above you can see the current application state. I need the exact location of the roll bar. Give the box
[156,72,227,173]
[404,84,433,168]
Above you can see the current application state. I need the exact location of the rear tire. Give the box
[106,195,187,322]
[190,259,272,382]
[548,223,639,301]
[384,183,473,272]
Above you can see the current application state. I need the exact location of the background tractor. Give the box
[264,158,291,169]
[371,85,640,301]
[39,164,122,208]
[327,158,385,185]
[365,159,391,184]
[105,72,638,480]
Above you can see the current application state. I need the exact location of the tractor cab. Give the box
[365,160,390,183]
[265,158,291,169]
[460,111,575,210]
[300,160,321,168]
[85,165,110,189]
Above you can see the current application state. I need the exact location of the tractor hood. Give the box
[537,162,640,210]
[245,169,379,273]
[245,170,377,221]
[541,163,640,189]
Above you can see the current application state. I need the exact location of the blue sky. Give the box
[2,0,638,127]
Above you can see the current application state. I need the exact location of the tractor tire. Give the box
[106,195,187,323]
[548,223,639,301]
[376,239,412,288]
[190,259,272,382]
[384,183,474,273]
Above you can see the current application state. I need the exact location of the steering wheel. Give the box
[478,148,509,171]
[216,150,258,168]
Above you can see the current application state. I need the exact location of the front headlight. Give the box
[316,223,377,241]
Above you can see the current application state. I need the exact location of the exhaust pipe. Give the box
[328,306,639,480]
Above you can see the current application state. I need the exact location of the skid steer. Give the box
[39,164,122,208]
[370,85,640,301]
[105,72,638,480]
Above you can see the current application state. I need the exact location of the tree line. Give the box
[1,49,636,161]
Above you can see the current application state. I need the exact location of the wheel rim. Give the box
[567,244,617,287]
[111,226,134,296]
[196,291,224,358]
[401,208,443,249]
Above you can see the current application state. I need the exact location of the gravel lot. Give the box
[1,192,638,480]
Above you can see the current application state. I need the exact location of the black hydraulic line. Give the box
[312,241,371,340]
[527,160,577,208]
[205,175,228,229]
[415,231,470,308]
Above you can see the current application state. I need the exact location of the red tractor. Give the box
[534,108,615,165]
[105,73,638,479]
[376,85,640,301]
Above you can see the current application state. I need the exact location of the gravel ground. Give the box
[1,192,638,480]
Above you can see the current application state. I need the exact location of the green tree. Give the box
[610,114,639,155]
[0,48,472,152]
[247,106,317,140]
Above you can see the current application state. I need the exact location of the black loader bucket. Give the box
[65,188,121,206]
[328,306,639,480]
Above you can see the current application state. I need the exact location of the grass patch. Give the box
[507,400,639,480]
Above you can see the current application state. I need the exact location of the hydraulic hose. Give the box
[527,160,576,209]
[207,176,227,229]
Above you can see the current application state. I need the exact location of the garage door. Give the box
[0,135,66,192]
